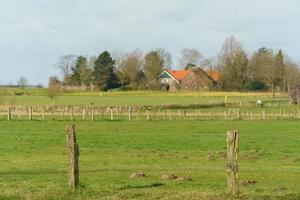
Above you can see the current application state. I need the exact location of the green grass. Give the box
[1,93,289,107]
[1,120,300,199]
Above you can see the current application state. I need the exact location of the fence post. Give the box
[226,130,239,195]
[62,109,65,120]
[70,107,74,121]
[146,110,150,121]
[110,108,114,121]
[91,107,94,121]
[42,106,45,120]
[128,108,132,121]
[262,110,266,120]
[29,106,33,120]
[66,124,79,190]
[82,109,85,120]
[51,106,54,120]
[7,107,11,121]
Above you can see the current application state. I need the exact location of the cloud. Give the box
[0,0,300,85]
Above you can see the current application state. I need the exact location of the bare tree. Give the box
[218,36,250,91]
[179,48,204,68]
[120,49,144,89]
[111,50,125,70]
[47,76,62,106]
[283,57,300,103]
[54,55,77,85]
[111,50,126,87]
[156,48,173,69]
[17,77,28,90]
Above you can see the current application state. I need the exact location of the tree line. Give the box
[52,36,300,95]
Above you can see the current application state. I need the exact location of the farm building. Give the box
[159,68,219,91]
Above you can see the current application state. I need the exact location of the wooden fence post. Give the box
[146,110,150,121]
[70,107,74,121]
[51,106,54,120]
[110,108,114,121]
[226,130,239,195]
[7,107,11,121]
[66,124,79,190]
[82,109,86,120]
[128,108,132,121]
[42,106,45,120]
[91,107,94,121]
[29,106,33,120]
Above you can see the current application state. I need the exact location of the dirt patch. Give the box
[207,151,226,160]
[240,179,257,186]
[175,176,193,181]
[129,172,146,179]
[274,186,288,192]
[161,174,178,180]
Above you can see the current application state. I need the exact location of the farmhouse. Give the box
[159,68,219,91]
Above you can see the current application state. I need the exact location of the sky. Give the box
[1,0,300,86]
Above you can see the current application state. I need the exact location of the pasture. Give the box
[1,120,300,199]
[1,90,299,199]
[0,89,288,106]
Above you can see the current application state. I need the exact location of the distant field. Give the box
[1,120,300,199]
[0,89,289,107]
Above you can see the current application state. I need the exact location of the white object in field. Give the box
[256,100,263,105]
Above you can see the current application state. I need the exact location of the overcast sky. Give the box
[1,0,300,85]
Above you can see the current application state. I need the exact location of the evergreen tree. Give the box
[93,51,118,91]
[274,49,285,92]
[70,56,87,86]
[250,47,276,96]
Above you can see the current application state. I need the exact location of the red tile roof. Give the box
[207,70,220,81]
[167,69,192,81]
[166,69,220,82]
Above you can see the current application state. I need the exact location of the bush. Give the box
[246,81,266,91]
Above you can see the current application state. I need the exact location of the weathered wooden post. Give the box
[29,106,33,120]
[42,106,45,120]
[62,109,65,120]
[51,106,54,120]
[146,110,150,121]
[110,108,114,121]
[262,110,266,120]
[226,130,239,195]
[128,108,132,121]
[91,108,94,121]
[237,110,241,120]
[7,107,11,121]
[70,107,74,121]
[82,108,86,120]
[66,124,79,190]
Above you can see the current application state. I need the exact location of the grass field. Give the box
[1,120,300,199]
[0,90,289,107]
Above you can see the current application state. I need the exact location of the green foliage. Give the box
[246,81,267,91]
[219,36,250,91]
[144,51,164,88]
[70,56,93,86]
[93,51,119,91]
[274,49,285,91]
